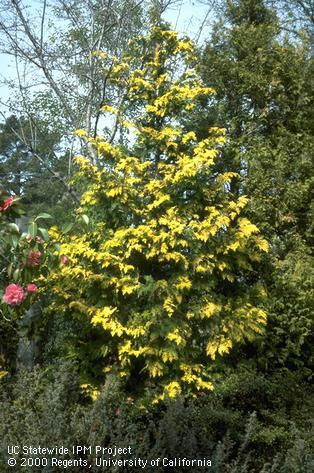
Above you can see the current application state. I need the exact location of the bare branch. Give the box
[40,0,47,52]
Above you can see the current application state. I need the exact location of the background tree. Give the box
[268,0,314,38]
[0,114,75,219]
[0,0,145,134]
[200,0,313,370]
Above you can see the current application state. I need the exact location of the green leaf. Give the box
[81,214,89,225]
[62,222,74,234]
[7,263,13,278]
[35,213,53,221]
[10,235,19,248]
[7,223,20,233]
[28,222,38,238]
[39,227,50,242]
[13,268,20,281]
[100,346,109,356]
[53,243,61,252]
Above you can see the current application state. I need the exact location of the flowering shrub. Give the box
[0,192,57,376]
[46,27,268,404]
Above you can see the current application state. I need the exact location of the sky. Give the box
[164,0,214,41]
[0,0,214,116]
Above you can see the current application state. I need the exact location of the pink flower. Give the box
[0,196,14,212]
[3,284,25,306]
[27,283,38,294]
[60,255,70,266]
[26,250,42,267]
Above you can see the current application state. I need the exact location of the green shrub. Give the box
[0,364,312,472]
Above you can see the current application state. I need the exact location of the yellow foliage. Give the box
[206,338,233,360]
[200,302,222,319]
[80,384,100,401]
[255,237,269,252]
[166,329,185,346]
[74,129,88,138]
[164,381,181,397]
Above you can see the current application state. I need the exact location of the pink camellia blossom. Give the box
[26,250,42,267]
[60,255,70,266]
[27,283,38,294]
[0,196,14,212]
[3,283,25,306]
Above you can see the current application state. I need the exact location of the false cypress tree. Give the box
[46,26,268,403]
